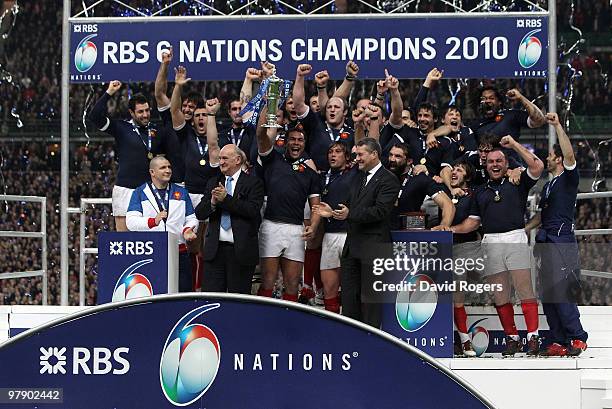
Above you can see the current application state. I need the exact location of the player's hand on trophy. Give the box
[297,64,312,77]
[206,98,221,115]
[106,80,122,96]
[315,70,330,88]
[174,66,191,86]
[155,210,168,226]
[261,61,276,78]
[346,61,359,77]
[245,67,262,81]
[161,47,173,65]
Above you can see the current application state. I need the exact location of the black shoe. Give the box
[502,336,522,356]
[526,335,540,356]
[454,341,463,356]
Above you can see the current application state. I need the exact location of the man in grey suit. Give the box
[317,138,400,328]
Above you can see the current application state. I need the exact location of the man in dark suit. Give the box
[196,144,264,294]
[317,138,400,328]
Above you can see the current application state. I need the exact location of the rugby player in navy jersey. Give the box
[170,66,222,289]
[525,112,588,356]
[313,61,359,125]
[88,80,167,232]
[293,63,356,173]
[254,107,321,302]
[386,144,454,230]
[470,85,546,142]
[450,135,544,356]
[154,47,203,185]
[442,160,481,357]
[314,142,360,313]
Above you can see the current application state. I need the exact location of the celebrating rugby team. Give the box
[88,51,588,358]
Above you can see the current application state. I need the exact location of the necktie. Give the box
[359,171,370,194]
[220,177,233,230]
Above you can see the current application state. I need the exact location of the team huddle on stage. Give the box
[88,50,588,358]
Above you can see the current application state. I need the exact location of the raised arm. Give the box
[373,80,388,109]
[500,135,544,178]
[366,104,382,141]
[331,61,359,101]
[546,112,575,166]
[385,69,403,128]
[205,98,221,166]
[170,66,190,130]
[88,80,122,130]
[315,70,330,112]
[240,67,262,110]
[413,68,442,113]
[293,64,312,117]
[506,88,546,128]
[255,106,275,154]
[352,107,366,143]
[154,47,172,108]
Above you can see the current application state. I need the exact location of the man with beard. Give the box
[154,46,203,184]
[314,142,360,313]
[294,64,356,173]
[470,86,546,142]
[386,144,454,230]
[450,135,544,356]
[444,160,481,357]
[525,113,588,357]
[255,107,321,302]
[171,66,222,290]
[325,138,399,327]
[88,81,167,232]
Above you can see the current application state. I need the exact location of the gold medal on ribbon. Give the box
[200,159,206,166]
[452,198,458,204]
[420,158,426,165]
[147,152,154,160]
[293,164,299,171]
[494,194,501,202]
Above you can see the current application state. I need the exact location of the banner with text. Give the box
[70,15,548,83]
[0,296,493,408]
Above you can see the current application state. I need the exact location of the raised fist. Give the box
[346,61,359,77]
[505,88,523,102]
[106,80,122,96]
[206,97,221,115]
[296,64,312,77]
[546,112,560,126]
[315,70,329,87]
[245,67,262,81]
[161,47,173,65]
[261,61,276,78]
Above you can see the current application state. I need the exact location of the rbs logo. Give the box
[109,241,153,256]
[40,347,130,375]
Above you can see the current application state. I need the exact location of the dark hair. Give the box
[328,141,350,159]
[356,137,382,158]
[128,93,149,112]
[185,92,204,106]
[478,132,502,148]
[286,127,306,140]
[227,97,241,107]
[442,105,462,118]
[486,148,507,162]
[417,102,438,121]
[552,143,564,162]
[390,143,411,160]
[480,85,503,103]
[453,159,475,182]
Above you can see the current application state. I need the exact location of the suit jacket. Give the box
[343,164,401,258]
[196,170,264,266]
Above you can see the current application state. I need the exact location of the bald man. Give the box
[126,156,198,292]
[195,144,264,294]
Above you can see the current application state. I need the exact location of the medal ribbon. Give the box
[149,183,169,212]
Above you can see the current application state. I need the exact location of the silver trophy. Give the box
[262,71,284,128]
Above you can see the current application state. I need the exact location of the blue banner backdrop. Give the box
[70,14,548,82]
[0,295,494,408]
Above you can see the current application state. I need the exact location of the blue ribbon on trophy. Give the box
[240,74,292,128]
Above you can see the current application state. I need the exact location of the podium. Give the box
[381,230,454,357]
[97,232,179,304]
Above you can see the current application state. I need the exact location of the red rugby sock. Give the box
[521,299,539,333]
[495,303,518,336]
[453,306,468,334]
